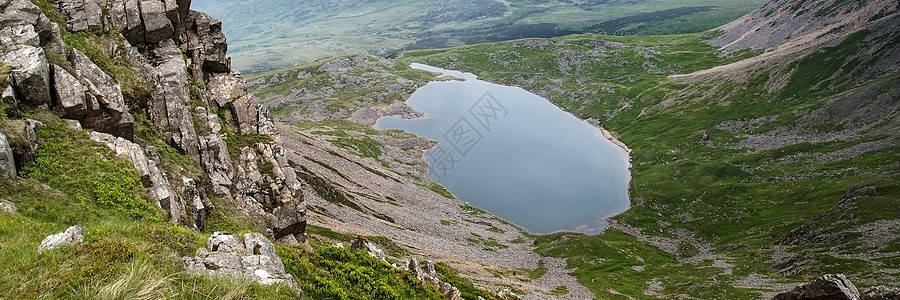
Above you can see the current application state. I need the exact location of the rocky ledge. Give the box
[183,232,298,289]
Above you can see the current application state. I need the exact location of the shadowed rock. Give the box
[1,45,50,106]
[773,274,860,300]
[0,133,15,178]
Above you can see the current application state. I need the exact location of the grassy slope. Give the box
[394,29,900,298]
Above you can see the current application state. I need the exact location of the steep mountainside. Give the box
[1,0,494,298]
[193,0,766,71]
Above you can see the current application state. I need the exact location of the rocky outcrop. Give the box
[349,236,386,261]
[183,232,298,288]
[182,176,212,230]
[52,0,103,32]
[773,274,861,300]
[407,258,462,300]
[864,287,900,300]
[184,12,229,74]
[37,225,84,252]
[1,45,51,106]
[0,132,15,178]
[68,49,135,139]
[89,131,192,223]
[233,142,306,244]
[147,43,199,156]
[0,199,16,214]
[2,0,305,244]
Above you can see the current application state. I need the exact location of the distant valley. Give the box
[192,0,766,72]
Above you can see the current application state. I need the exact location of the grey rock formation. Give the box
[139,0,174,44]
[182,176,212,230]
[407,258,462,300]
[14,118,43,171]
[183,232,298,288]
[195,107,233,196]
[233,142,306,244]
[69,49,135,139]
[0,0,66,57]
[0,0,43,27]
[38,225,84,252]
[0,132,15,178]
[184,12,229,74]
[1,25,40,48]
[2,85,18,115]
[148,44,198,155]
[65,119,82,130]
[497,288,521,300]
[1,45,51,106]
[89,131,185,223]
[51,64,91,119]
[38,0,307,243]
[864,286,900,300]
[52,0,103,32]
[0,199,16,214]
[349,236,386,261]
[207,72,258,133]
[773,274,861,300]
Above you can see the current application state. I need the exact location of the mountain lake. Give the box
[376,63,631,234]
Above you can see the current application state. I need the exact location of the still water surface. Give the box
[375,64,630,234]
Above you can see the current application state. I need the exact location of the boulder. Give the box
[37,225,84,252]
[183,232,299,289]
[0,199,16,214]
[0,0,42,27]
[122,0,145,43]
[51,64,91,119]
[0,133,15,178]
[272,203,306,244]
[139,0,174,44]
[773,274,861,300]
[65,119,82,130]
[70,49,134,139]
[0,25,40,48]
[1,45,51,106]
[52,0,104,32]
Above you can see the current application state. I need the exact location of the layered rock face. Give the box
[183,232,298,288]
[0,0,305,241]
